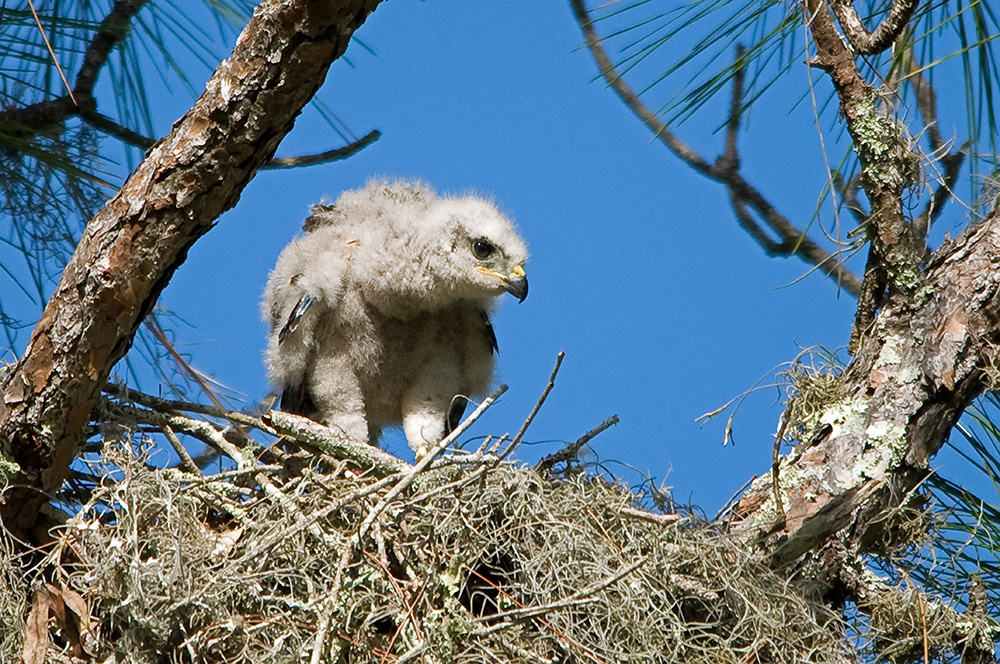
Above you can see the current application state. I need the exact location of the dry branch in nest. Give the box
[0,384,991,663]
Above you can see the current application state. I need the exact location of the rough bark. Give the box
[731,207,1000,571]
[0,0,384,537]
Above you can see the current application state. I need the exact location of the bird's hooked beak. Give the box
[505,264,529,302]
[477,264,529,303]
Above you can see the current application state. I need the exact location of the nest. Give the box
[1,384,853,664]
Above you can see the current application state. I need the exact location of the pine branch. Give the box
[569,0,862,297]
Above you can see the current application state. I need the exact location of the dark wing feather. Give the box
[278,293,316,345]
[302,204,338,231]
[446,395,469,435]
[280,383,317,417]
[479,310,499,355]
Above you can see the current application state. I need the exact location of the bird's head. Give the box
[433,197,529,303]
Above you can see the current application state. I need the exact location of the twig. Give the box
[74,0,147,97]
[220,471,397,576]
[487,433,509,457]
[308,605,333,664]
[714,475,758,521]
[475,557,649,634]
[771,401,793,529]
[569,0,862,296]
[1,0,148,134]
[918,591,929,664]
[80,116,380,166]
[410,465,492,506]
[832,172,868,225]
[570,414,618,448]
[905,50,944,154]
[536,414,619,473]
[460,566,610,664]
[255,471,337,545]
[4,0,380,176]
[504,352,564,458]
[475,598,596,633]
[161,422,201,475]
[718,44,745,173]
[903,50,966,243]
[176,464,283,485]
[106,382,410,477]
[263,130,382,168]
[78,107,155,149]
[368,551,426,663]
[718,49,850,270]
[105,382,274,431]
[830,0,919,56]
[430,450,500,468]
[107,401,253,461]
[913,150,965,241]
[618,506,681,525]
[394,643,428,664]
[111,399,324,544]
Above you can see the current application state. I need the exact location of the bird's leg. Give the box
[401,359,462,458]
[310,354,371,444]
[402,407,448,460]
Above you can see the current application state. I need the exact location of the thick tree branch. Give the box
[830,0,920,56]
[733,204,1000,574]
[0,0,385,537]
[570,0,862,297]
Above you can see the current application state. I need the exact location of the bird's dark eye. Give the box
[472,240,495,260]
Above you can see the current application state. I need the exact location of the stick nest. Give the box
[6,432,851,664]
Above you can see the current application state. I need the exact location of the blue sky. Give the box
[29,0,987,514]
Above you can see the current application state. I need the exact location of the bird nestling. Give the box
[262,179,528,456]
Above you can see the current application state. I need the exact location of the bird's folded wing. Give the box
[263,230,349,393]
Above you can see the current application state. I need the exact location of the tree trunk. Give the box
[0,0,384,538]
[732,208,1000,574]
